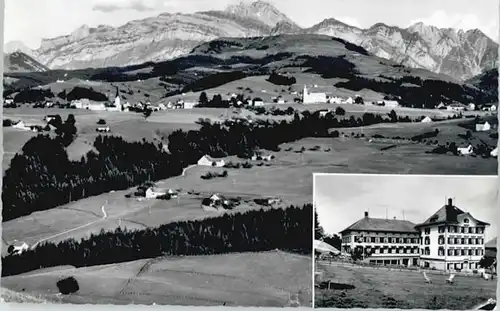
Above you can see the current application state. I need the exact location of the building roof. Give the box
[486,237,497,249]
[415,200,490,228]
[340,216,418,234]
[314,240,340,254]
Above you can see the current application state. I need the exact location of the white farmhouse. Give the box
[302,85,327,104]
[457,144,473,156]
[253,100,264,107]
[12,121,29,130]
[491,147,498,158]
[145,187,166,199]
[11,242,29,255]
[475,121,491,132]
[343,97,354,104]
[96,126,110,133]
[328,97,343,104]
[421,116,433,123]
[197,155,225,167]
[44,115,58,123]
[384,100,400,108]
[447,104,466,112]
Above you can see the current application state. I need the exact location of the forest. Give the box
[2,204,312,277]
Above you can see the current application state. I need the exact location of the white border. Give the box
[312,173,499,310]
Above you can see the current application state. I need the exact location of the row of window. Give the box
[353,236,419,244]
[423,237,485,245]
[421,247,484,256]
[370,248,419,255]
[424,226,485,235]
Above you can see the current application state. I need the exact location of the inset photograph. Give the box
[314,174,497,309]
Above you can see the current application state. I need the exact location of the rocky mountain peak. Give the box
[224,0,297,28]
[270,20,303,35]
[4,40,34,56]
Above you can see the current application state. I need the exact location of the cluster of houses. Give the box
[457,121,497,157]
[201,193,232,212]
[70,92,196,112]
[7,114,60,133]
[437,102,497,112]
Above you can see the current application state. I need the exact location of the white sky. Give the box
[314,174,498,242]
[4,0,499,49]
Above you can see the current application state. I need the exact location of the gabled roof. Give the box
[199,155,224,163]
[314,240,340,254]
[415,203,490,228]
[340,217,418,234]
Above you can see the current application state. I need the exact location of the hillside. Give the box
[466,68,498,100]
[19,1,497,80]
[3,52,49,73]
[4,34,495,109]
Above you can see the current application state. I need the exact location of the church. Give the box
[302,85,327,104]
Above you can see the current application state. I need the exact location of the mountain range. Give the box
[4,0,498,80]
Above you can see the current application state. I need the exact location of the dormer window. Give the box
[464,218,469,224]
[430,216,438,223]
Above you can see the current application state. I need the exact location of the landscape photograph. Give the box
[314,174,498,309]
[1,0,499,306]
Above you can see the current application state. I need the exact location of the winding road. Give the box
[26,164,198,250]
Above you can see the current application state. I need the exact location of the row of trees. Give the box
[2,204,312,277]
[12,86,110,104]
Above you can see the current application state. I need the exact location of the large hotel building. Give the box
[340,198,490,271]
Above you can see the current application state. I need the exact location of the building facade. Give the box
[340,212,421,267]
[302,85,327,104]
[340,198,489,272]
[415,198,489,272]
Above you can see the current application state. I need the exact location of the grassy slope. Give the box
[315,261,496,309]
[2,251,312,307]
[3,118,496,251]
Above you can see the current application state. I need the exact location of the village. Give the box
[3,82,498,134]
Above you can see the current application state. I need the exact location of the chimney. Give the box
[448,198,453,206]
[364,211,369,218]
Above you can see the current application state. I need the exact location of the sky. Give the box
[4,0,499,49]
[314,174,498,242]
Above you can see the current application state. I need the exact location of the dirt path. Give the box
[30,203,108,249]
